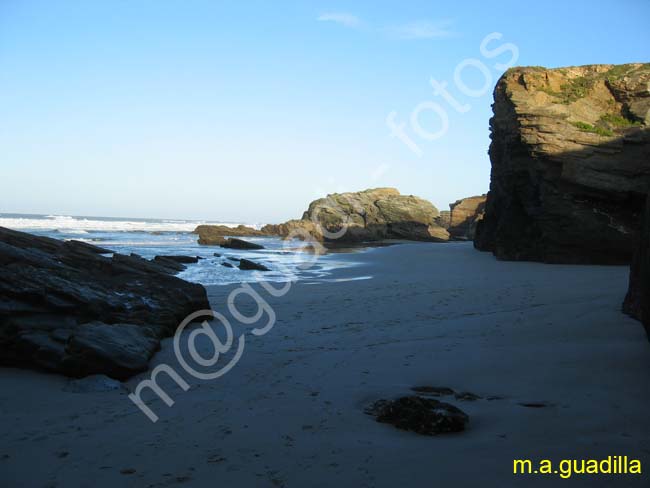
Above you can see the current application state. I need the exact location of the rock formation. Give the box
[238,258,270,271]
[435,210,451,229]
[220,238,265,250]
[155,255,201,264]
[152,255,201,273]
[366,396,469,436]
[0,227,209,379]
[263,188,450,243]
[475,63,650,263]
[446,195,487,240]
[623,194,650,338]
[195,224,267,245]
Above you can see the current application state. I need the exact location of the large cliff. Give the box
[475,63,650,264]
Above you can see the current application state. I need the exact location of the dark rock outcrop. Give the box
[446,195,487,240]
[264,188,450,243]
[221,238,265,250]
[151,255,202,274]
[238,258,270,271]
[624,194,650,338]
[367,396,469,436]
[0,227,209,379]
[64,322,160,379]
[475,63,650,263]
[155,255,200,264]
[152,258,186,274]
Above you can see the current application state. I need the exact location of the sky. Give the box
[1,0,649,223]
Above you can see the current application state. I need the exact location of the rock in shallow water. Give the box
[221,238,265,250]
[154,255,200,264]
[194,224,268,245]
[367,396,469,435]
[238,258,270,271]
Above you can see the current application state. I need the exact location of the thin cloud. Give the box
[317,12,361,28]
[385,20,456,40]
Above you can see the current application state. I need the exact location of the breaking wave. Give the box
[0,214,258,234]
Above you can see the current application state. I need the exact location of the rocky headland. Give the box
[0,227,209,379]
[263,188,451,243]
[195,189,488,246]
[474,63,650,264]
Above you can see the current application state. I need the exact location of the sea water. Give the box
[0,213,362,285]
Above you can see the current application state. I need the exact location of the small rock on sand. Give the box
[367,396,469,435]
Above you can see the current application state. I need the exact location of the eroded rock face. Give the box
[266,188,450,243]
[475,63,650,263]
[447,195,487,240]
[624,194,650,338]
[261,220,323,241]
[0,227,209,378]
[436,210,451,229]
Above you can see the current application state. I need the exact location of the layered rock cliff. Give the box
[0,227,209,379]
[475,63,650,263]
[447,195,487,240]
[263,188,450,243]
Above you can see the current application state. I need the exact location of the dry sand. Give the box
[1,242,649,487]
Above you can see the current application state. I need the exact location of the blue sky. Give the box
[1,0,649,222]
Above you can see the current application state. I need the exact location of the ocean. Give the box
[0,213,362,285]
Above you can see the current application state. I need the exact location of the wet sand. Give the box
[1,242,649,487]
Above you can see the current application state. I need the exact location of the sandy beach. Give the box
[1,242,649,487]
